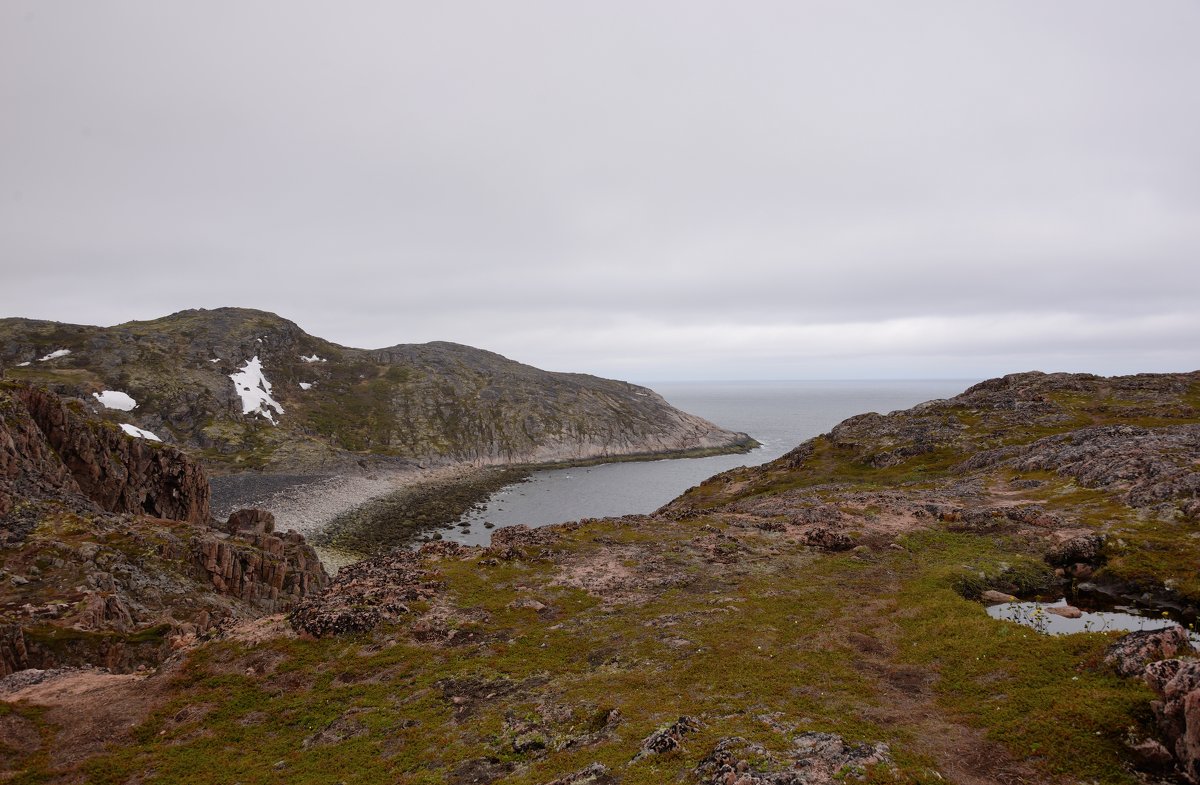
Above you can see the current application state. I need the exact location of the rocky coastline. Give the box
[6,370,1200,784]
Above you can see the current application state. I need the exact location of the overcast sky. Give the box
[2,2,1198,381]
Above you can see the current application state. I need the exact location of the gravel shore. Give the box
[208,465,522,571]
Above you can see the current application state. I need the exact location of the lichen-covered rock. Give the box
[541,763,615,785]
[802,526,853,551]
[289,548,446,637]
[694,733,892,784]
[1045,533,1106,568]
[1106,625,1194,677]
[632,715,702,761]
[0,384,326,675]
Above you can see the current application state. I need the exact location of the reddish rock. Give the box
[1144,658,1200,781]
[1,384,210,525]
[980,590,1017,604]
[226,508,275,535]
[1106,625,1194,677]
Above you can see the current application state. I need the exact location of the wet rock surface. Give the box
[314,466,530,555]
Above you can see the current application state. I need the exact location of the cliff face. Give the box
[0,383,327,676]
[0,308,754,473]
[3,384,210,523]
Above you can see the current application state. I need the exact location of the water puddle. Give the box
[987,596,1198,640]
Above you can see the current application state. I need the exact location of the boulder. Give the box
[1106,625,1194,677]
[226,508,275,535]
[632,716,703,761]
[802,527,853,552]
[1045,534,1105,569]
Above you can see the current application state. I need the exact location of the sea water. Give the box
[445,379,976,546]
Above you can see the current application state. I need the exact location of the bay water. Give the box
[446,379,976,545]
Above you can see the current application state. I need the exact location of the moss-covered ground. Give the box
[0,514,1154,784]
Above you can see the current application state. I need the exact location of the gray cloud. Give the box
[2,1,1198,379]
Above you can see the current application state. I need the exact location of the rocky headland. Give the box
[5,370,1200,784]
[0,307,755,474]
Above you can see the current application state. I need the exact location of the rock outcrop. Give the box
[196,510,325,612]
[0,384,326,675]
[1145,658,1200,781]
[1105,625,1194,677]
[694,734,892,784]
[289,545,446,637]
[2,384,209,524]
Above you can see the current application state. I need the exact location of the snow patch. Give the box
[229,356,284,424]
[299,382,313,390]
[209,358,220,363]
[37,349,71,362]
[17,361,30,367]
[120,424,161,442]
[299,354,326,363]
[93,390,137,411]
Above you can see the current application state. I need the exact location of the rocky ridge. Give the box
[0,308,754,473]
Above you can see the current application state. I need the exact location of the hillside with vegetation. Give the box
[0,308,754,473]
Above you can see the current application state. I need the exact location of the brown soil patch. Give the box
[2,668,168,772]
[551,544,685,605]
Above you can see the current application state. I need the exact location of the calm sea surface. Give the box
[446,379,976,545]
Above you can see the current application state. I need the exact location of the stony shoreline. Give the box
[312,466,530,556]
[208,464,532,569]
[207,437,760,570]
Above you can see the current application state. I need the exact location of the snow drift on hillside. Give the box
[230,356,284,424]
[93,390,137,411]
[120,423,161,441]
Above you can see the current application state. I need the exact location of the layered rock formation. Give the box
[0,308,754,472]
[0,383,326,676]
[1,384,209,523]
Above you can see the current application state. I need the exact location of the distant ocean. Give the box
[447,379,977,544]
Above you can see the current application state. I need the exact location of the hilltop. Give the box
[5,370,1200,783]
[0,308,754,473]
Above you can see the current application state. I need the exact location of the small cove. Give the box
[441,380,976,547]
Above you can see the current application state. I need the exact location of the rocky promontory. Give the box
[0,308,755,473]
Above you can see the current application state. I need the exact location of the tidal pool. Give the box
[987,597,1198,640]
